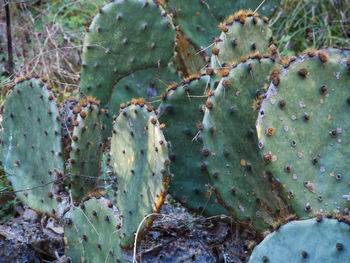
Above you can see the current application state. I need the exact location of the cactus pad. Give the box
[65,196,128,263]
[110,101,171,248]
[102,66,180,140]
[256,54,350,217]
[69,98,103,203]
[163,0,278,49]
[159,76,229,217]
[249,217,350,263]
[211,11,273,69]
[201,59,288,231]
[80,0,175,108]
[1,78,64,214]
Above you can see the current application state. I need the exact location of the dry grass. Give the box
[0,0,104,99]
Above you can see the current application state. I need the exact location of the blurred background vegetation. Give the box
[0,0,349,221]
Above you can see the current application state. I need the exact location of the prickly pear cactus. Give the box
[1,77,64,214]
[65,196,128,263]
[110,100,171,248]
[249,217,350,263]
[159,76,229,217]
[103,66,180,139]
[110,66,180,108]
[256,53,350,217]
[69,98,103,203]
[80,0,176,108]
[211,11,273,69]
[201,59,289,231]
[162,0,279,49]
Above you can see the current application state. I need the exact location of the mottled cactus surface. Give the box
[201,58,289,231]
[159,76,229,217]
[257,53,350,218]
[1,78,64,214]
[69,98,103,203]
[65,197,127,263]
[110,101,170,248]
[80,0,176,108]
[249,217,350,263]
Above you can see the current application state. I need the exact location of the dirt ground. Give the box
[0,197,260,263]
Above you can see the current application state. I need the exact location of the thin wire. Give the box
[0,173,114,194]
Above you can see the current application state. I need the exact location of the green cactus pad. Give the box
[159,76,229,217]
[65,196,128,263]
[69,98,103,203]
[110,66,180,108]
[110,101,171,248]
[201,59,289,231]
[1,78,64,214]
[249,218,350,263]
[211,11,273,70]
[100,66,180,140]
[163,0,278,49]
[80,0,176,108]
[256,54,350,217]
[98,152,118,202]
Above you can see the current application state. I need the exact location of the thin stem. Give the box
[4,0,14,75]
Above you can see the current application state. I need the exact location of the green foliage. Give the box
[43,0,105,34]
[0,198,20,223]
[271,0,350,54]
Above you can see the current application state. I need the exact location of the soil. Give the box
[0,197,260,263]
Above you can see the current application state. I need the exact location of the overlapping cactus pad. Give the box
[69,98,103,203]
[249,217,350,262]
[201,58,289,231]
[104,66,180,138]
[80,0,176,108]
[257,53,350,217]
[110,100,171,248]
[211,10,274,69]
[159,76,229,217]
[162,0,279,49]
[65,196,128,263]
[1,77,64,214]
